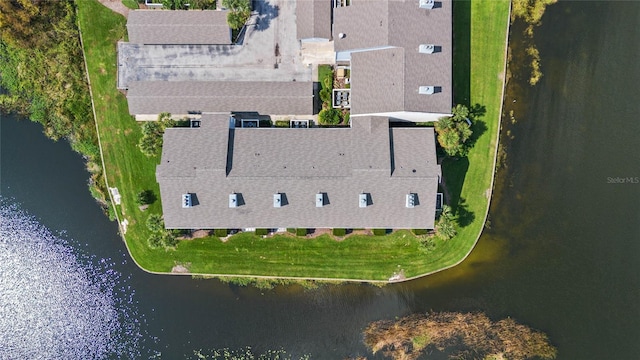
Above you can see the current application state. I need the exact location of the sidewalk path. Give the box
[98,0,131,18]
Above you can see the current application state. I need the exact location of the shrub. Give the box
[146,213,164,233]
[435,205,456,240]
[332,228,346,237]
[223,0,251,30]
[318,108,342,125]
[135,190,155,206]
[162,232,178,248]
[296,228,307,236]
[275,120,290,128]
[147,233,163,249]
[255,228,269,236]
[286,228,295,234]
[214,228,228,237]
[319,87,332,104]
[413,229,429,236]
[373,228,387,236]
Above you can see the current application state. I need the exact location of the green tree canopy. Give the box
[222,0,251,30]
[435,104,473,157]
[318,108,342,125]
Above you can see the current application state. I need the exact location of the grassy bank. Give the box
[0,1,109,209]
[77,0,510,281]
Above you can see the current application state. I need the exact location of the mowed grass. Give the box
[77,0,161,268]
[77,0,510,280]
[441,0,511,270]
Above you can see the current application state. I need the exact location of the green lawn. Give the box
[77,0,510,281]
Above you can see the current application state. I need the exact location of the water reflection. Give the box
[0,199,152,359]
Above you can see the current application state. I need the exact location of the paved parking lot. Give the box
[118,0,313,89]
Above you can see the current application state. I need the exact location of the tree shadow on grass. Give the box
[454,197,475,228]
[463,103,488,151]
[442,156,469,211]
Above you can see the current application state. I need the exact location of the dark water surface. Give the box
[1,1,639,358]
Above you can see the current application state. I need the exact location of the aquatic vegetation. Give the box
[0,200,149,359]
[511,0,559,85]
[364,311,557,360]
[191,347,311,360]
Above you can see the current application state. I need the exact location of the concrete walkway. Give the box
[98,0,131,18]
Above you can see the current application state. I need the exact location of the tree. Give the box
[135,190,155,206]
[318,108,342,125]
[436,205,456,240]
[138,113,174,157]
[146,213,165,233]
[434,104,473,157]
[222,0,251,30]
[452,103,470,121]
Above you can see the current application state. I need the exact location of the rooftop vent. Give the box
[419,44,435,54]
[274,193,282,208]
[406,193,417,208]
[316,193,325,208]
[419,86,435,95]
[359,193,368,208]
[229,193,239,208]
[182,193,192,208]
[419,0,435,9]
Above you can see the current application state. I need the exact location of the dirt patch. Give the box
[97,0,132,18]
[178,230,212,241]
[171,263,191,273]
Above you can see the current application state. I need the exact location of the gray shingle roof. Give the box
[157,117,441,229]
[334,0,452,115]
[296,0,333,40]
[126,81,314,115]
[127,10,232,45]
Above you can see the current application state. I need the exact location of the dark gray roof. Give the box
[127,10,231,45]
[126,81,314,115]
[156,114,230,178]
[296,0,333,40]
[157,117,441,229]
[334,0,452,115]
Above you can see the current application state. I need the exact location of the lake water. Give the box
[1,1,639,359]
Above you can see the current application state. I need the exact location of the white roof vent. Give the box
[406,193,417,208]
[182,194,192,208]
[316,193,325,207]
[419,44,435,54]
[229,193,238,208]
[419,86,435,95]
[359,193,368,208]
[338,33,346,39]
[273,193,282,208]
[419,0,435,9]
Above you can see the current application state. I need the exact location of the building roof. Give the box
[126,81,314,115]
[296,0,333,40]
[334,0,453,115]
[156,113,230,178]
[157,117,441,229]
[127,10,232,45]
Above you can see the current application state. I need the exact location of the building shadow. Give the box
[453,0,471,106]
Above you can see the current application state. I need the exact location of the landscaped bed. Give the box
[77,0,511,282]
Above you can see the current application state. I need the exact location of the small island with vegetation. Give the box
[0,0,535,284]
